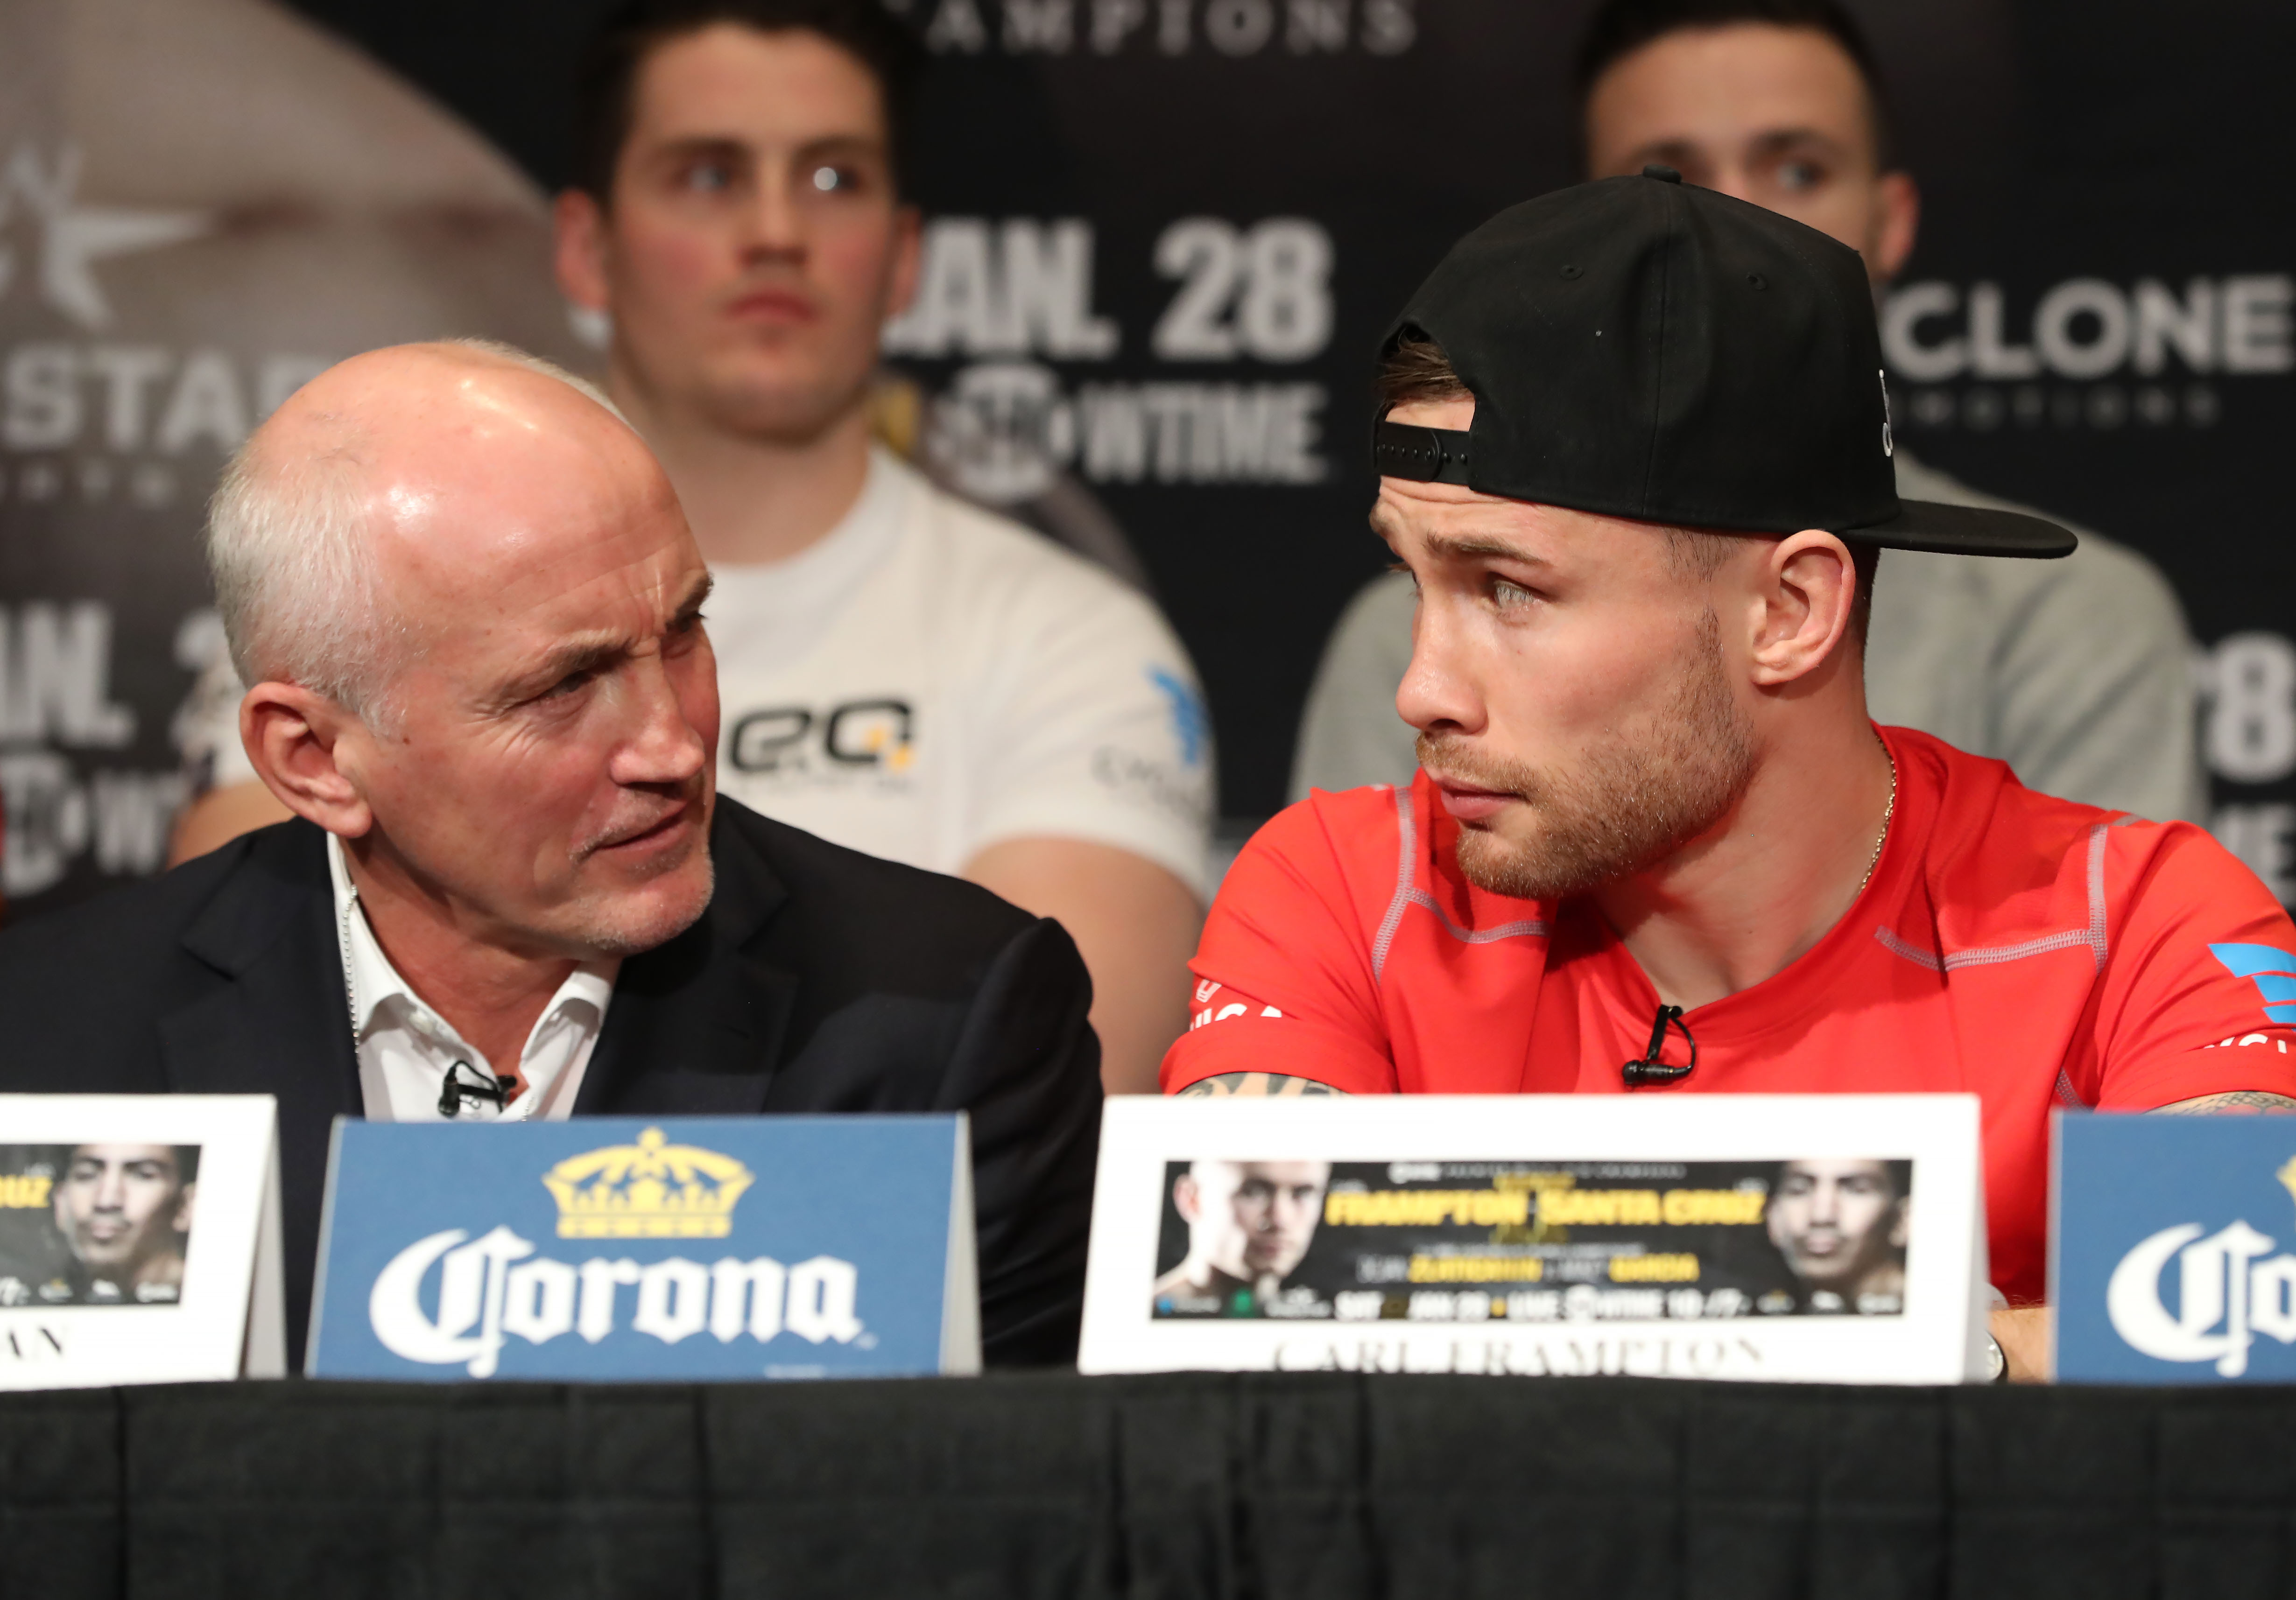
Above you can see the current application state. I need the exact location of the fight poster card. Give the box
[1083,1095,1989,1384]
[0,1096,284,1389]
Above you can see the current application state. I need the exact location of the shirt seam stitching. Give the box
[1871,821,2113,974]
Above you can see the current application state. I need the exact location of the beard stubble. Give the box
[1419,608,1758,902]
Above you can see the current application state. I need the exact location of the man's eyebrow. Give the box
[520,633,626,695]
[796,133,887,161]
[645,134,750,166]
[1622,136,1702,171]
[672,570,713,618]
[1423,533,1552,568]
[514,574,714,695]
[1748,126,1852,159]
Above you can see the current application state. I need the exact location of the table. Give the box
[2,1371,2290,1599]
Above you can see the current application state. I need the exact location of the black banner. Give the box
[5,0,2289,910]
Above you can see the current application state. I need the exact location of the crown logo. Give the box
[542,1127,754,1239]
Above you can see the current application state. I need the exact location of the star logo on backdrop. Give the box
[0,143,211,330]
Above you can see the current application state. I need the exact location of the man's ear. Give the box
[1747,530,1858,688]
[553,188,612,313]
[240,682,375,838]
[1172,1172,1201,1226]
[884,203,924,324]
[1868,170,1921,284]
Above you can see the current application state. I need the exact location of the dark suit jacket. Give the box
[0,800,1103,1367]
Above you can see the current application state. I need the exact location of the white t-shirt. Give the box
[189,448,1214,894]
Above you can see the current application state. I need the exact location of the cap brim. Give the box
[1844,498,2077,559]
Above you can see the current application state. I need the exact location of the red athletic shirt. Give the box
[1163,726,2296,1303]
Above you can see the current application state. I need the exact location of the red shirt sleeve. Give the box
[2081,820,2296,1109]
[1159,792,1402,1096]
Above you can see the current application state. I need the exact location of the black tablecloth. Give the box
[1,1372,2289,1599]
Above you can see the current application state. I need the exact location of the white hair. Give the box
[205,339,626,721]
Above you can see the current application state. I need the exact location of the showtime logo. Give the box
[888,214,1336,499]
[1881,274,2292,433]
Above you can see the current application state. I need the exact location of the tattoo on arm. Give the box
[1176,1072,1346,1099]
[2153,1090,2296,1116]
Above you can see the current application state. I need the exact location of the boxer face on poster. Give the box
[1766,1158,1908,1309]
[53,1144,194,1295]
[1581,18,1918,284]
[555,22,921,445]
[1154,1161,1331,1307]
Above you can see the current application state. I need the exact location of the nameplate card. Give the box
[1080,1095,1988,1383]
[307,1115,976,1381]
[2054,1112,2296,1382]
[0,1095,285,1389]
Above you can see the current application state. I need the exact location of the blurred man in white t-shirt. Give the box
[169,0,1210,1093]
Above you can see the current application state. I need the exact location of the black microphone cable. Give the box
[1621,1004,1697,1088]
[437,1059,508,1118]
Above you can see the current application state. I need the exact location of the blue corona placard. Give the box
[2053,1113,2296,1382]
[307,1116,977,1381]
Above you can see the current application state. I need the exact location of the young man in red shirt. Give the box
[1161,170,2296,1380]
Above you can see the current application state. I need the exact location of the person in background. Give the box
[167,0,1210,1096]
[1291,0,2204,827]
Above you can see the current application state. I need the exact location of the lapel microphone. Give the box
[1621,1004,1697,1088]
[437,1060,507,1118]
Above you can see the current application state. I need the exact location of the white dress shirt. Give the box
[328,835,618,1122]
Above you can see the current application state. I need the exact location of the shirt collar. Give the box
[325,832,617,1051]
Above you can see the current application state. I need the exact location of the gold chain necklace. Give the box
[1856,737,1898,898]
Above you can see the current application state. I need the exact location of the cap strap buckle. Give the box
[1373,420,1473,486]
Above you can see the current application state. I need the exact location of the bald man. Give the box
[0,341,1101,1367]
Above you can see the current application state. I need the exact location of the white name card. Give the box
[1080,1094,1988,1384]
[0,1095,284,1389]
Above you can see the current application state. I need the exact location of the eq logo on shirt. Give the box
[728,699,917,778]
[2105,1156,2296,1378]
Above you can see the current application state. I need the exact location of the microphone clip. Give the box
[437,1060,507,1118]
[1621,1004,1697,1088]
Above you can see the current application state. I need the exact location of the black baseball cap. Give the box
[1373,168,2075,559]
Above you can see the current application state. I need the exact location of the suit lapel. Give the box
[160,822,361,1353]
[577,812,796,1115]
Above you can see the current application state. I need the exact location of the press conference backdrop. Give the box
[2,0,2290,915]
